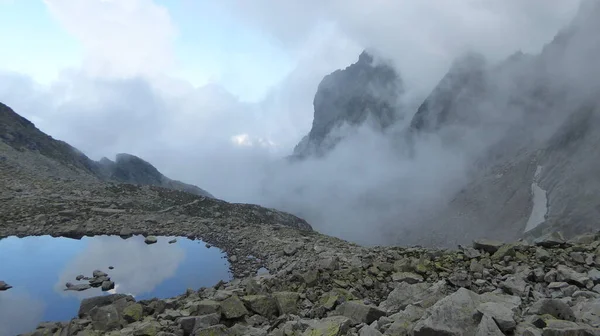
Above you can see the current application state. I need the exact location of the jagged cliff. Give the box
[292,51,403,159]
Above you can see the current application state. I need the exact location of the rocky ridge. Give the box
[0,102,212,197]
[291,51,403,159]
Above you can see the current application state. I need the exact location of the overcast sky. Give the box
[0,0,583,233]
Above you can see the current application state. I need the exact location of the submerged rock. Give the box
[0,281,12,291]
[144,236,158,244]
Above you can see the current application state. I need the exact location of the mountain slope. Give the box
[0,102,213,198]
[292,51,403,159]
[397,0,600,247]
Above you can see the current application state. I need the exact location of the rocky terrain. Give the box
[2,107,600,335]
[0,102,212,198]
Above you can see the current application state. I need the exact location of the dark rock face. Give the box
[409,52,487,132]
[0,102,213,198]
[98,154,213,198]
[400,0,600,247]
[292,51,403,158]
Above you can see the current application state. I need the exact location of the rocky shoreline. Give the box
[12,227,600,336]
[3,162,600,335]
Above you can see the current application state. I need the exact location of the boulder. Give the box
[101,281,115,291]
[242,295,278,318]
[473,240,504,254]
[219,295,249,319]
[79,294,134,317]
[302,316,352,336]
[379,281,446,313]
[475,314,505,336]
[335,301,387,324]
[413,288,481,336]
[527,299,575,321]
[476,302,516,332]
[90,305,122,331]
[179,314,221,335]
[542,319,596,336]
[193,300,221,316]
[391,272,424,284]
[122,303,144,323]
[273,292,300,315]
[193,324,230,336]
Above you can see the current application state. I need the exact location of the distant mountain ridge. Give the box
[291,51,403,158]
[282,0,600,247]
[0,102,213,198]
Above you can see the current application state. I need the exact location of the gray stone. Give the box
[589,269,600,283]
[241,295,278,318]
[193,300,221,315]
[319,257,340,271]
[391,272,423,284]
[413,288,481,336]
[475,314,505,336]
[302,316,352,336]
[473,240,505,254]
[273,292,299,315]
[92,270,108,278]
[144,236,158,244]
[379,281,446,313]
[0,281,12,291]
[556,265,590,287]
[476,302,516,331]
[527,299,575,321]
[101,281,115,291]
[194,324,230,336]
[359,325,383,336]
[78,294,133,317]
[65,283,92,291]
[535,232,566,248]
[542,319,595,336]
[90,305,122,331]
[179,314,220,335]
[336,301,387,324]
[501,276,527,296]
[548,282,570,289]
[219,295,249,319]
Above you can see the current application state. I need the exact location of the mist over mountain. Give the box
[254,0,600,247]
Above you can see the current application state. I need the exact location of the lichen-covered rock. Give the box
[273,292,300,315]
[123,303,144,323]
[413,288,481,336]
[219,296,249,319]
[302,316,352,336]
[335,301,387,324]
[242,295,278,318]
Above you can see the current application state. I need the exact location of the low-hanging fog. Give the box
[0,0,590,246]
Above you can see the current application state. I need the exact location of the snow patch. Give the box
[525,165,548,232]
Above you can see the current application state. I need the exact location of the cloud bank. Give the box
[0,0,586,245]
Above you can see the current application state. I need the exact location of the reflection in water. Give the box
[0,235,231,336]
[0,290,45,336]
[55,235,186,300]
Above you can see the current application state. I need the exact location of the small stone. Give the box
[144,236,158,244]
[241,295,278,318]
[66,283,92,291]
[283,244,299,256]
[392,272,423,284]
[92,270,108,278]
[548,282,569,289]
[108,266,114,270]
[168,239,177,244]
[76,275,85,281]
[194,325,229,336]
[302,316,352,336]
[101,281,115,291]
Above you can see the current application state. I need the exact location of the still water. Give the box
[0,235,232,336]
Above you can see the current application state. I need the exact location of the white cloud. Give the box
[0,0,590,245]
[43,0,176,78]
